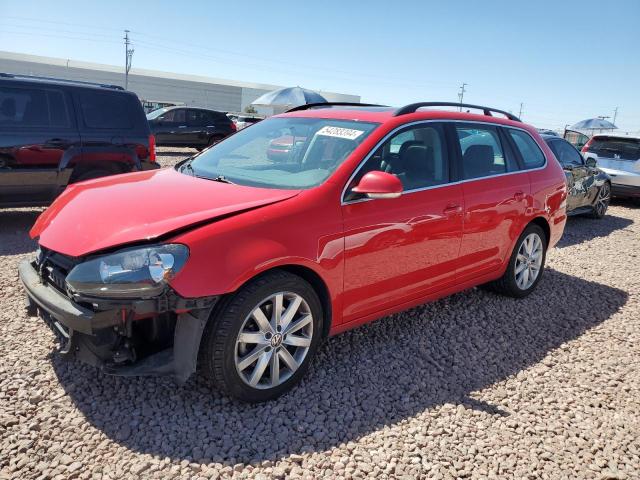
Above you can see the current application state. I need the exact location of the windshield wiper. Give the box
[210,175,234,184]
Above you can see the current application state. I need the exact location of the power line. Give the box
[0,28,121,45]
[0,17,459,90]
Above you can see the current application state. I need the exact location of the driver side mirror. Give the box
[585,157,597,168]
[352,171,403,199]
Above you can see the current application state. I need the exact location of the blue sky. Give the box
[1,0,639,131]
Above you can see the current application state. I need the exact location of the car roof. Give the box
[540,134,566,141]
[279,105,527,129]
[0,72,126,92]
[591,133,640,141]
[163,105,225,114]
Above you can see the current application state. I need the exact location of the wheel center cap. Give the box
[270,333,283,348]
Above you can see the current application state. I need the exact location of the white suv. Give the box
[582,134,640,201]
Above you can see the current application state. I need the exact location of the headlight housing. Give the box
[66,244,189,299]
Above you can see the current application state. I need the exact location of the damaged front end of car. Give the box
[19,244,218,383]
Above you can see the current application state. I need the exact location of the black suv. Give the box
[146,106,236,150]
[0,74,158,208]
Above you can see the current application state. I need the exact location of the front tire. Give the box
[483,223,547,298]
[200,270,323,402]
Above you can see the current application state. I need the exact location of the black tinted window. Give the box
[456,125,512,179]
[79,91,133,129]
[0,86,70,127]
[589,137,640,161]
[187,110,215,126]
[508,129,545,168]
[548,139,583,166]
[47,91,71,127]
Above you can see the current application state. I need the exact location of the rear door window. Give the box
[0,85,71,128]
[508,129,546,168]
[456,125,517,179]
[79,91,133,129]
[187,110,216,126]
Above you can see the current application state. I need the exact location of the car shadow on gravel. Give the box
[50,268,627,466]
[0,209,41,255]
[558,212,633,248]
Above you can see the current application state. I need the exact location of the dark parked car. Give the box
[0,73,157,208]
[146,106,236,150]
[542,135,610,218]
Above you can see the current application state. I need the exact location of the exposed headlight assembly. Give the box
[65,244,189,299]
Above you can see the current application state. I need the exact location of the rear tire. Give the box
[589,182,610,219]
[200,270,323,402]
[482,223,547,298]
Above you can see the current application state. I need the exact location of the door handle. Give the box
[45,138,66,146]
[443,204,462,215]
[513,190,525,201]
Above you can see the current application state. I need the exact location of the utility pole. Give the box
[124,30,134,90]
[613,107,619,125]
[457,83,468,111]
[518,103,524,119]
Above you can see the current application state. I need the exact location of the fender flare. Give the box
[59,145,142,171]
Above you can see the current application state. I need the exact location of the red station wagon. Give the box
[20,102,567,402]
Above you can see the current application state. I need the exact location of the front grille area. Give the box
[37,247,81,296]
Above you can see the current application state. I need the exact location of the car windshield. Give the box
[146,108,168,120]
[183,117,379,189]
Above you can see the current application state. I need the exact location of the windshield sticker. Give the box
[316,126,365,140]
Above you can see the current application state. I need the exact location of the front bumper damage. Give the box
[19,259,218,383]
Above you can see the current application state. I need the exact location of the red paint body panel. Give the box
[30,107,567,337]
[342,184,463,322]
[31,168,300,257]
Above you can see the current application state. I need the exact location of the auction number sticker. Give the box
[316,125,365,140]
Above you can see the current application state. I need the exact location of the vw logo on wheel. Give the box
[270,333,283,348]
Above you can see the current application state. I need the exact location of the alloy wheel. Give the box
[595,183,610,217]
[234,292,313,389]
[514,233,543,290]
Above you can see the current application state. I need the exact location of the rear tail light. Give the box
[581,138,593,153]
[230,121,237,132]
[148,134,156,162]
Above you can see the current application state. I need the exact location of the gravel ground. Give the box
[1,148,639,479]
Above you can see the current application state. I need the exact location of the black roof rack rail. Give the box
[0,72,125,90]
[394,102,521,122]
[286,102,387,113]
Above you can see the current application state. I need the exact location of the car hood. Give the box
[31,168,300,257]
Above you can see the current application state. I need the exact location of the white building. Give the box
[0,50,360,116]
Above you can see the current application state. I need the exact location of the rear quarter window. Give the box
[79,90,134,129]
[508,129,546,168]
